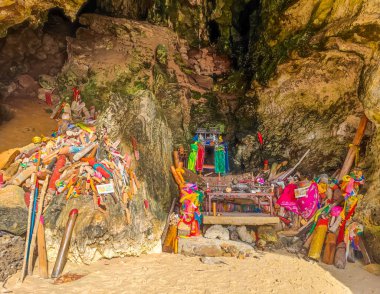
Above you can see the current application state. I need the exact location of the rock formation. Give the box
[42,13,234,264]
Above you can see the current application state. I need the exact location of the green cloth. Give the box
[214,146,225,174]
[187,143,198,172]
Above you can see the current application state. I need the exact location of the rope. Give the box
[349,144,360,167]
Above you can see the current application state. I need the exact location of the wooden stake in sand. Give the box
[37,216,48,279]
[161,197,177,244]
[20,173,36,282]
[28,175,49,274]
[338,115,368,180]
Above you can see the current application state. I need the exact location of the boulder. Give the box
[257,225,278,243]
[178,236,255,258]
[0,148,20,170]
[227,225,239,241]
[256,239,267,249]
[237,226,254,244]
[0,185,28,235]
[204,225,229,241]
[38,74,56,90]
[16,74,37,89]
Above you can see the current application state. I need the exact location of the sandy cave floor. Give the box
[0,95,54,153]
[4,252,379,294]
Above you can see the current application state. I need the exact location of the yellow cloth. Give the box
[349,144,360,167]
[318,183,327,194]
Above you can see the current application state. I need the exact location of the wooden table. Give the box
[203,212,280,226]
[206,191,275,215]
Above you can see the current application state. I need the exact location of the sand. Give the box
[0,95,54,153]
[4,252,379,294]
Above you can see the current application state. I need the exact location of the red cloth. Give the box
[195,143,205,172]
[337,202,357,243]
[45,92,53,106]
[48,155,66,192]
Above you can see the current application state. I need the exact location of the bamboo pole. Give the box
[37,217,48,278]
[338,115,368,180]
[20,173,36,282]
[28,175,49,274]
[173,151,180,169]
[161,198,177,244]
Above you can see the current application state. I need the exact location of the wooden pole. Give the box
[173,151,180,169]
[322,232,337,265]
[161,198,177,244]
[28,175,49,274]
[37,217,48,278]
[358,237,372,265]
[338,115,368,180]
[20,173,36,282]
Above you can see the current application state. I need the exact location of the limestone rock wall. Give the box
[97,0,154,19]
[42,13,233,263]
[356,61,380,263]
[244,0,380,261]
[0,0,86,37]
[149,0,380,261]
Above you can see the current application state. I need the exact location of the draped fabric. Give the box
[214,145,226,174]
[196,143,205,172]
[224,144,229,173]
[277,183,320,220]
[187,143,198,172]
[277,183,299,214]
[297,183,320,220]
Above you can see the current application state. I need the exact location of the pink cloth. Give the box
[331,206,343,217]
[296,183,320,219]
[277,184,299,214]
[278,183,320,220]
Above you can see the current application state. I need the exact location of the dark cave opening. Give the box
[208,20,221,44]
[43,7,77,37]
[96,0,154,20]
[73,0,99,30]
[77,0,98,16]
[231,0,261,70]
[207,0,217,10]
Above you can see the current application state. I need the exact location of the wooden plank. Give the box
[203,213,279,226]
